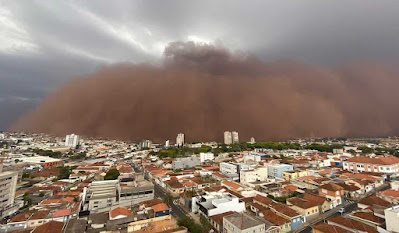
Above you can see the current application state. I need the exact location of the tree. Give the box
[104,169,120,180]
[163,193,173,206]
[23,192,32,207]
[177,217,203,233]
[58,166,71,179]
[200,215,212,231]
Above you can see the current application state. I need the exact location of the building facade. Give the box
[64,134,80,148]
[342,156,399,176]
[0,171,18,218]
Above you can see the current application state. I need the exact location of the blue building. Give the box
[267,164,293,178]
[153,203,170,217]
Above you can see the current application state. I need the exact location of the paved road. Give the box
[153,183,188,219]
[296,200,357,233]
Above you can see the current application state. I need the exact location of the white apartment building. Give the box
[176,133,185,147]
[224,131,232,145]
[192,191,245,217]
[232,131,239,144]
[65,134,80,148]
[385,205,399,232]
[342,156,399,176]
[220,162,239,176]
[200,152,214,163]
[0,171,18,218]
[140,140,152,149]
[165,140,170,148]
[239,167,268,186]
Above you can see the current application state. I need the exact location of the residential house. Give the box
[223,212,266,233]
[378,189,399,204]
[318,183,344,208]
[286,197,319,220]
[327,216,378,233]
[209,211,236,233]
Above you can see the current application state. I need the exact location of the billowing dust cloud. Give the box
[11,42,399,142]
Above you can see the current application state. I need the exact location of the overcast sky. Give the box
[1,0,399,130]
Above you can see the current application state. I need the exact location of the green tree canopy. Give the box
[104,168,120,180]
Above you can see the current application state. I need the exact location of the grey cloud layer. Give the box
[1,0,399,130]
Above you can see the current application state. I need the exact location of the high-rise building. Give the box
[140,140,152,149]
[0,171,18,217]
[224,131,232,145]
[165,140,170,148]
[176,133,184,147]
[232,131,239,144]
[64,134,80,148]
[250,137,256,144]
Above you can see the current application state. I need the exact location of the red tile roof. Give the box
[346,156,399,165]
[152,203,169,212]
[381,189,399,198]
[328,216,378,233]
[352,212,384,224]
[319,183,344,192]
[303,193,327,205]
[312,223,352,233]
[110,207,132,219]
[53,209,71,217]
[287,197,319,209]
[209,211,235,225]
[359,196,391,207]
[262,208,290,225]
[32,221,64,233]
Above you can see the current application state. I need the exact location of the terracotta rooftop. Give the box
[152,203,169,212]
[32,221,64,233]
[303,193,327,205]
[312,223,352,233]
[319,183,344,192]
[270,202,299,218]
[165,179,184,189]
[346,156,399,165]
[221,180,244,191]
[262,209,290,225]
[380,189,399,198]
[352,212,384,224]
[140,198,163,207]
[328,216,378,233]
[253,195,273,206]
[53,209,71,218]
[110,207,132,219]
[359,196,391,207]
[287,197,319,209]
[209,211,236,225]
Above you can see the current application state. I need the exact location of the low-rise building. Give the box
[385,205,399,233]
[286,197,319,220]
[192,191,245,217]
[268,164,293,179]
[172,157,201,170]
[223,212,265,233]
[318,183,344,208]
[342,156,399,177]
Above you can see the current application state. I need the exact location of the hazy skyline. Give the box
[2,0,399,131]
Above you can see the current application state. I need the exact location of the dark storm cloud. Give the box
[2,0,399,134]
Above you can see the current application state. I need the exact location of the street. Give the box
[153,183,188,219]
[295,200,357,233]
